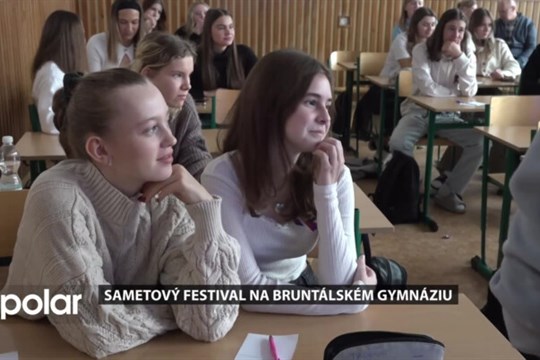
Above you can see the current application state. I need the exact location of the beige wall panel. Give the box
[2,0,540,137]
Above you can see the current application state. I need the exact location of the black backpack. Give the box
[373,150,420,224]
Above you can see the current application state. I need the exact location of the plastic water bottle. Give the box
[0,135,23,191]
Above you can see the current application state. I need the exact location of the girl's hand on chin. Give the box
[312,138,344,185]
[140,164,213,204]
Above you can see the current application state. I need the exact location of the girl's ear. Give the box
[140,66,155,78]
[85,135,112,166]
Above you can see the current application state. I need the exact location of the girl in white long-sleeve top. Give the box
[86,0,143,72]
[389,8,483,214]
[201,49,377,316]
[31,11,87,134]
[470,8,521,83]
[2,69,240,358]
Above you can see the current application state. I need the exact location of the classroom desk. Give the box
[0,291,523,359]
[353,183,394,234]
[201,128,226,155]
[476,76,520,90]
[15,132,65,161]
[407,96,492,231]
[472,126,534,279]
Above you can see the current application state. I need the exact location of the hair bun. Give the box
[63,72,83,103]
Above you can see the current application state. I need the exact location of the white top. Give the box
[380,33,410,79]
[476,38,522,79]
[31,61,63,134]
[401,41,477,115]
[201,152,367,315]
[86,32,134,72]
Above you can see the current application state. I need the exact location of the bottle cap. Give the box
[2,136,13,145]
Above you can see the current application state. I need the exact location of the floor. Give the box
[352,141,510,308]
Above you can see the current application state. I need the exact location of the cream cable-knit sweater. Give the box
[2,160,241,358]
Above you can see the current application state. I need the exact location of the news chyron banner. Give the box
[98,285,459,305]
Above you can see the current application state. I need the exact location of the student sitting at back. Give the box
[354,7,437,141]
[189,8,257,100]
[391,0,424,40]
[132,32,212,180]
[1,69,240,358]
[471,8,521,84]
[388,8,482,214]
[31,10,87,134]
[175,1,209,46]
[202,49,376,316]
[87,0,143,72]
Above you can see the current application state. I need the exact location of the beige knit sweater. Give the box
[1,160,241,358]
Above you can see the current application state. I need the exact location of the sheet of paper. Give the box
[235,333,298,360]
[457,100,486,107]
[0,352,18,360]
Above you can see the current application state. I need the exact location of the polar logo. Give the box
[1,290,82,320]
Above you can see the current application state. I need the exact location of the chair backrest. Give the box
[211,88,240,128]
[0,190,28,261]
[358,52,387,76]
[489,95,540,126]
[328,50,357,71]
[393,70,413,125]
[397,69,413,97]
[28,104,41,132]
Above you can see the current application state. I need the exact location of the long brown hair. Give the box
[426,8,470,61]
[53,69,148,159]
[107,0,143,63]
[31,10,88,79]
[406,7,436,54]
[200,8,245,90]
[185,1,209,35]
[222,49,333,221]
[142,0,167,32]
[469,8,495,58]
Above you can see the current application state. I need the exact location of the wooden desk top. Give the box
[337,61,356,71]
[477,77,519,89]
[408,95,492,113]
[15,132,65,161]
[0,292,522,359]
[475,126,534,152]
[365,76,515,90]
[202,128,226,155]
[365,75,393,88]
[196,101,212,114]
[353,184,394,233]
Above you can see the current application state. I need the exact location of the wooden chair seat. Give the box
[0,190,28,265]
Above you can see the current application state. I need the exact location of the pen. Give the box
[269,335,280,360]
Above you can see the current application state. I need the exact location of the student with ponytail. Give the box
[2,69,240,358]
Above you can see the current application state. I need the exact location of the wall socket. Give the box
[338,15,350,27]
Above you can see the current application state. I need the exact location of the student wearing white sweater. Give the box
[202,49,377,316]
[87,0,143,72]
[470,8,521,83]
[389,8,482,214]
[2,69,240,358]
[31,11,88,134]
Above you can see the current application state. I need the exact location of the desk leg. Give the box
[471,136,494,279]
[422,112,438,231]
[376,87,387,176]
[497,149,519,266]
[342,70,353,153]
